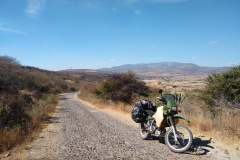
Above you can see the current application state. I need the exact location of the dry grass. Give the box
[78,78,240,147]
[79,91,240,149]
[144,78,206,93]
[147,78,239,139]
[180,96,240,147]
[0,94,58,153]
[78,91,133,114]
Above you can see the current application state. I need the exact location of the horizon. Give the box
[98,61,232,69]
[60,61,232,71]
[1,0,240,71]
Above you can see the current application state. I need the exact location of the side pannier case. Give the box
[140,99,157,112]
[132,101,145,123]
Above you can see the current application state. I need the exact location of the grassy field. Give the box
[142,73,207,93]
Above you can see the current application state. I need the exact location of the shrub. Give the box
[0,55,19,65]
[0,55,70,152]
[0,105,10,129]
[94,71,150,104]
[201,65,240,109]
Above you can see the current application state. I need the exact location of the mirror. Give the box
[159,89,163,95]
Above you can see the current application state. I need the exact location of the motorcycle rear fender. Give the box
[173,114,190,123]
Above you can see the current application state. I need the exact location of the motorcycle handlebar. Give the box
[156,97,167,103]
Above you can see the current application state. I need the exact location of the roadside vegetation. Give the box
[0,56,81,153]
[78,66,240,144]
[1,55,239,153]
[78,71,155,113]
[183,66,240,141]
[94,71,150,104]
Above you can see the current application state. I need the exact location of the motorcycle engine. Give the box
[148,120,156,133]
[149,126,156,133]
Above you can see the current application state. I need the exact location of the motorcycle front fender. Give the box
[173,114,190,123]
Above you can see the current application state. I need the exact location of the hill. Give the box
[0,56,83,152]
[99,62,229,75]
[63,62,230,83]
[60,69,110,81]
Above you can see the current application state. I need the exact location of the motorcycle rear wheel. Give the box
[165,124,193,153]
[139,122,150,140]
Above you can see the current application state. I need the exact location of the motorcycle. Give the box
[132,90,193,153]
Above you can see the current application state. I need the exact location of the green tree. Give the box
[94,71,150,104]
[201,66,240,108]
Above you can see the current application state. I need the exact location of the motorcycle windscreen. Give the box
[153,106,164,127]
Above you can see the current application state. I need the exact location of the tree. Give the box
[201,66,240,108]
[0,55,20,65]
[94,71,150,104]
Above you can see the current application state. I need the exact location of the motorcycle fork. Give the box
[169,116,179,144]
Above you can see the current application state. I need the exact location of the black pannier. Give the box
[132,101,145,123]
[140,99,156,112]
[132,100,157,123]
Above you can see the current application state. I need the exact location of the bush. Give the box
[0,55,19,65]
[0,55,70,152]
[201,65,240,108]
[94,71,150,104]
[0,105,10,129]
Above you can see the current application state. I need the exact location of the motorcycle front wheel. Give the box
[139,122,150,140]
[165,124,193,153]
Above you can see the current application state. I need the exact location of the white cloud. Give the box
[134,9,142,14]
[0,27,27,35]
[25,0,45,19]
[209,40,218,45]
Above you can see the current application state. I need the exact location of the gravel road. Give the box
[3,92,239,160]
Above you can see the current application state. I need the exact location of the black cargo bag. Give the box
[132,101,145,123]
[140,99,157,112]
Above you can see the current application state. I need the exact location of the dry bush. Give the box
[212,110,240,137]
[0,126,22,152]
[182,98,213,131]
[0,56,66,153]
[181,94,240,140]
[78,80,99,100]
[78,80,134,113]
[0,93,58,152]
[94,72,150,104]
[211,98,240,137]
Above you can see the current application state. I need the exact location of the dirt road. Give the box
[2,92,239,160]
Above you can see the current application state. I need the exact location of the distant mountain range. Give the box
[99,62,230,76]
[63,62,231,80]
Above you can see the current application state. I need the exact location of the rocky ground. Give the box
[1,92,239,160]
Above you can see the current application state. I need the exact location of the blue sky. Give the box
[0,0,239,71]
